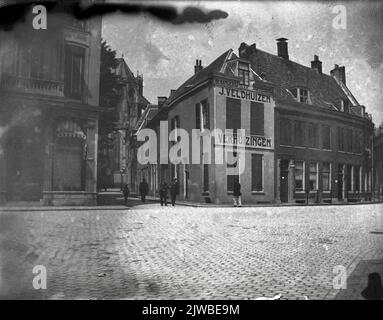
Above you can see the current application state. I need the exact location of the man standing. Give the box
[159,180,168,206]
[139,178,149,203]
[233,178,242,207]
[170,178,179,206]
[122,183,130,205]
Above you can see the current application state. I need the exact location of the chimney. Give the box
[330,64,346,85]
[194,59,203,74]
[137,74,143,96]
[311,55,322,74]
[276,38,289,59]
[157,96,167,107]
[170,89,176,97]
[238,42,256,58]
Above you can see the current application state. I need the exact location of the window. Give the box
[227,150,238,193]
[309,162,318,191]
[250,102,264,136]
[299,89,308,103]
[195,100,210,130]
[308,123,318,148]
[321,125,331,150]
[354,165,360,192]
[346,164,352,191]
[354,130,362,153]
[295,160,305,191]
[280,119,292,145]
[251,154,263,191]
[294,121,305,147]
[290,88,309,104]
[341,99,349,113]
[338,127,344,151]
[72,18,86,31]
[346,128,353,152]
[203,164,209,192]
[322,162,331,191]
[238,62,250,86]
[64,45,85,100]
[226,97,241,133]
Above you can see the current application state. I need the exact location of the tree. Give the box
[98,40,123,189]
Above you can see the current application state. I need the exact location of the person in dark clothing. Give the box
[139,178,149,203]
[170,178,179,206]
[233,178,242,207]
[122,183,130,205]
[361,272,383,300]
[159,180,168,206]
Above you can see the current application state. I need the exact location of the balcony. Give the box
[0,75,64,97]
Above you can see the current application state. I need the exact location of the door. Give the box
[337,164,344,200]
[280,160,289,202]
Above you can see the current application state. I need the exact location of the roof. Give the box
[135,104,159,132]
[246,48,360,114]
[165,49,233,106]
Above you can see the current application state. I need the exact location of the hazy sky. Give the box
[102,1,383,126]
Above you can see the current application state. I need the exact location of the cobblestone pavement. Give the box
[0,203,382,300]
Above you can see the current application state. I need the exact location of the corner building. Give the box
[139,39,375,204]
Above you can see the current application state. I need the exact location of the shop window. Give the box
[280,119,292,145]
[251,154,263,192]
[309,162,318,191]
[354,165,360,192]
[238,62,250,86]
[321,125,331,150]
[294,121,305,147]
[64,45,85,100]
[322,162,331,191]
[295,160,305,191]
[250,102,264,136]
[203,164,209,192]
[308,123,318,148]
[346,164,352,191]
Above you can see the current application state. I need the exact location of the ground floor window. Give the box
[346,164,352,191]
[203,164,209,192]
[354,165,360,192]
[309,162,318,191]
[251,154,263,191]
[295,160,305,191]
[322,162,331,191]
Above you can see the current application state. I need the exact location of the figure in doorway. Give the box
[170,178,179,206]
[122,183,130,205]
[139,178,149,203]
[159,180,169,206]
[233,178,242,207]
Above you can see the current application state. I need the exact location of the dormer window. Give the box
[238,62,250,86]
[290,87,310,104]
[341,99,349,113]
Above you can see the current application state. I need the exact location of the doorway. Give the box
[337,164,344,200]
[280,159,289,202]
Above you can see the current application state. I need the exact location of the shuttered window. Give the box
[294,121,305,147]
[226,97,241,132]
[195,103,201,129]
[250,102,264,136]
[280,119,292,145]
[251,154,263,191]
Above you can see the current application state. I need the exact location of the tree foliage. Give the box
[98,39,123,146]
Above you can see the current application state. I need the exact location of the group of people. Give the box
[121,178,180,207]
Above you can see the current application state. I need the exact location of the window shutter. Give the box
[195,103,201,129]
[250,102,264,136]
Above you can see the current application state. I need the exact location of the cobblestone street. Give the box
[0,203,382,300]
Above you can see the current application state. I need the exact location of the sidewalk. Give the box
[0,192,382,212]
